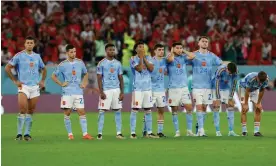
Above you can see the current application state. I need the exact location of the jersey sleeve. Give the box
[229,75,238,99]
[81,61,88,74]
[215,68,224,99]
[146,56,153,64]
[245,76,254,88]
[130,57,138,68]
[260,80,269,89]
[53,64,62,77]
[38,56,45,69]
[118,62,123,75]
[97,62,103,75]
[212,53,222,66]
[8,55,20,66]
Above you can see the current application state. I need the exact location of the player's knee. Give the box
[196,105,203,111]
[255,108,262,114]
[157,107,165,114]
[185,105,193,112]
[241,109,248,114]
[213,106,220,112]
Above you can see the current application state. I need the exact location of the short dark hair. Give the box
[154,44,164,50]
[258,71,267,83]
[198,36,209,41]
[66,44,75,52]
[25,36,35,42]
[133,41,144,51]
[133,41,144,54]
[172,42,182,47]
[227,62,237,74]
[105,43,115,50]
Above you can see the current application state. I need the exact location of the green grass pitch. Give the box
[2,111,276,166]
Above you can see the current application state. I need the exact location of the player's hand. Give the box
[14,80,22,88]
[137,49,145,58]
[242,103,249,111]
[100,92,106,100]
[228,99,235,107]
[170,48,174,56]
[39,80,45,89]
[80,82,87,89]
[61,82,69,87]
[255,103,263,110]
[119,93,124,101]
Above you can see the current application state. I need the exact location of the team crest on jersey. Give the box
[62,101,66,105]
[177,64,181,68]
[159,68,163,73]
[29,62,34,67]
[110,68,114,73]
[72,70,76,75]
[201,62,206,66]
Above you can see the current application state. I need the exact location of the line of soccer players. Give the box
[5,36,269,141]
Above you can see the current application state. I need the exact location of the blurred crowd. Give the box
[1,1,276,67]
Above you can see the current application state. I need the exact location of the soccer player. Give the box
[5,36,47,141]
[239,71,268,136]
[145,44,167,137]
[167,42,196,137]
[51,44,93,140]
[130,41,158,139]
[211,62,239,136]
[191,36,222,136]
[97,44,125,140]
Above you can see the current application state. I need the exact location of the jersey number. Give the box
[79,98,83,104]
[199,67,208,74]
[208,94,212,100]
[109,75,116,80]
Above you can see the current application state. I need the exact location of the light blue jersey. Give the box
[239,72,269,92]
[97,58,123,90]
[53,59,87,95]
[130,56,152,91]
[8,50,45,86]
[212,64,238,99]
[167,55,188,89]
[191,51,222,89]
[151,56,167,92]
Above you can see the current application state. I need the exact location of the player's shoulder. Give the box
[97,58,106,66]
[130,55,137,60]
[208,51,216,56]
[14,50,26,57]
[75,58,85,64]
[58,59,69,67]
[114,59,122,65]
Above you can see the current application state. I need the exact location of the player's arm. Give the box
[38,57,47,88]
[244,88,250,106]
[257,88,265,105]
[5,56,21,87]
[96,63,106,99]
[182,50,196,60]
[229,77,238,100]
[118,74,124,101]
[143,56,154,72]
[5,63,18,83]
[215,68,224,99]
[80,61,88,89]
[167,48,174,63]
[51,65,68,87]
